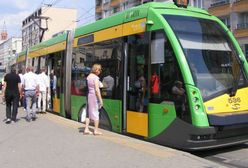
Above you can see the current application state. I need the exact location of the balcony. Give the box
[237,23,248,29]
[208,0,231,17]
[234,23,248,38]
[110,0,124,7]
[233,0,248,12]
[96,5,103,13]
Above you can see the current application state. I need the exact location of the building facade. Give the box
[208,0,248,59]
[95,0,206,20]
[0,38,22,72]
[22,6,77,50]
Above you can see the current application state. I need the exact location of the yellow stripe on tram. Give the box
[75,18,147,47]
[29,42,66,58]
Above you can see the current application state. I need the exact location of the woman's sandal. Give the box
[94,132,103,135]
[84,131,93,135]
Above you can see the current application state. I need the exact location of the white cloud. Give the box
[0,0,34,10]
[14,0,31,10]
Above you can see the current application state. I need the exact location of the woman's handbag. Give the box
[80,107,87,122]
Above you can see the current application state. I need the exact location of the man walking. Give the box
[38,67,49,113]
[23,66,39,121]
[2,67,22,124]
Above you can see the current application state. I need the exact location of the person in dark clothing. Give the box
[2,68,22,124]
[49,70,56,109]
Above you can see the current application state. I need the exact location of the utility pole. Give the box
[31,13,49,71]
[31,15,49,42]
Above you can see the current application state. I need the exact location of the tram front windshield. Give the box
[164,15,247,100]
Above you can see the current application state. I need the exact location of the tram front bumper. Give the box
[149,118,248,151]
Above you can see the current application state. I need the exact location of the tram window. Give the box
[127,33,149,112]
[53,52,63,99]
[72,38,123,99]
[40,56,46,70]
[150,30,190,120]
[47,51,63,101]
[150,30,182,103]
[94,38,123,99]
[71,45,93,96]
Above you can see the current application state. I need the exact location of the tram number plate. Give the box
[228,97,241,104]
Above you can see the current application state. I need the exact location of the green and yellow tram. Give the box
[17,1,248,150]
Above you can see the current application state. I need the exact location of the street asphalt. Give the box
[0,97,226,168]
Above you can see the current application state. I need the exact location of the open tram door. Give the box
[46,53,63,113]
[124,32,149,137]
[47,55,56,112]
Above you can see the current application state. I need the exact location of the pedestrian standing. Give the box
[37,67,49,113]
[23,66,39,122]
[2,67,22,124]
[84,64,103,135]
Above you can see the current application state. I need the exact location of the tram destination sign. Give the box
[78,34,94,45]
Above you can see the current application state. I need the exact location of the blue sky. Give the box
[0,0,95,38]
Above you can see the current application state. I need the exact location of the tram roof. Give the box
[17,2,209,58]
[74,2,208,38]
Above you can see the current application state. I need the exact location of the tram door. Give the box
[126,33,149,137]
[47,55,55,112]
[47,52,63,113]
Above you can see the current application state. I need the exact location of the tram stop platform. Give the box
[0,99,225,168]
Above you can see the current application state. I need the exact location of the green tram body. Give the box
[16,2,248,150]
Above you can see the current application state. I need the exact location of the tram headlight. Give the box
[195,104,200,110]
[193,97,198,103]
[192,90,197,95]
[191,134,212,141]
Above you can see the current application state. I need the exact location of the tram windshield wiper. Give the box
[229,57,242,97]
[229,69,241,97]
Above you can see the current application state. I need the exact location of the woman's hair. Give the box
[91,64,102,74]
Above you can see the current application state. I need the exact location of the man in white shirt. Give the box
[38,67,49,113]
[23,66,39,121]
[102,72,114,97]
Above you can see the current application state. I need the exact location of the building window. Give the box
[244,13,248,24]
[220,16,230,28]
[113,7,120,13]
[211,0,229,7]
[237,12,248,29]
[193,0,203,8]
[38,9,42,15]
